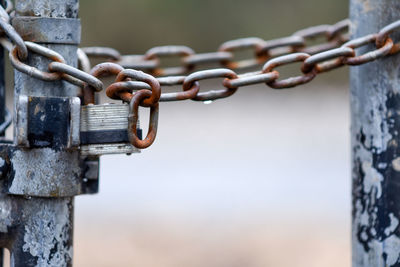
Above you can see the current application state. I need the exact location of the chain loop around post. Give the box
[376,20,400,52]
[342,34,394,65]
[301,46,354,73]
[0,15,28,60]
[10,41,65,81]
[48,62,103,92]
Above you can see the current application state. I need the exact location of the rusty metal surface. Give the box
[301,47,354,73]
[0,4,398,152]
[182,68,238,101]
[343,34,394,65]
[128,90,159,149]
[1,12,398,149]
[100,19,350,75]
[263,53,315,89]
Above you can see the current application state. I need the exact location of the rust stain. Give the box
[357,0,373,13]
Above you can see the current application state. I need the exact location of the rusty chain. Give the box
[0,3,399,149]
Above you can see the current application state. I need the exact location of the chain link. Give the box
[103,19,350,75]
[0,5,399,149]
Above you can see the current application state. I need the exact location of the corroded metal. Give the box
[343,34,394,65]
[2,12,400,149]
[0,195,74,267]
[2,0,82,266]
[350,0,400,266]
[128,90,159,149]
[107,68,161,106]
[262,53,315,89]
[88,19,349,74]
[182,68,238,101]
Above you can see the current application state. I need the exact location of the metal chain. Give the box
[83,19,350,76]
[0,2,399,149]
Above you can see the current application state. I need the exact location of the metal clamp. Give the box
[15,95,81,149]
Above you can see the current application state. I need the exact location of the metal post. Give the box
[351,1,400,266]
[0,0,5,265]
[0,0,4,139]
[0,0,82,266]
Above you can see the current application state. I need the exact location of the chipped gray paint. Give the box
[8,148,81,197]
[0,194,13,233]
[351,0,400,266]
[15,0,79,18]
[21,199,73,266]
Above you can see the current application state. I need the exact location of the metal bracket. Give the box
[0,144,99,197]
[15,95,81,149]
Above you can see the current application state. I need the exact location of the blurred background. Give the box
[59,0,349,266]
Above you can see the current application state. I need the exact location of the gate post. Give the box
[0,0,81,266]
[350,0,400,266]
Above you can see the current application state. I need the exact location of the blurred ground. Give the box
[75,218,349,267]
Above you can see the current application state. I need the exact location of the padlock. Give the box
[79,103,142,156]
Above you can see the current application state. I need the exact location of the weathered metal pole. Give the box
[0,0,81,266]
[0,0,5,140]
[351,1,400,266]
[0,0,5,264]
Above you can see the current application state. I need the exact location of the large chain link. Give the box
[0,2,399,149]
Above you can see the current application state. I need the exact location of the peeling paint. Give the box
[361,160,383,198]
[15,0,79,18]
[385,213,399,236]
[21,199,73,266]
[9,148,81,197]
[351,0,400,265]
[0,196,12,233]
